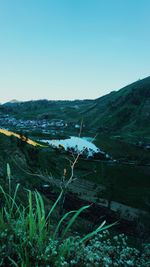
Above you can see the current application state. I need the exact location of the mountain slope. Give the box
[1,76,150,137]
[82,76,150,137]
[2,99,92,121]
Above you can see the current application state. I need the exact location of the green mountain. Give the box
[2,99,92,121]
[81,76,150,137]
[1,76,150,138]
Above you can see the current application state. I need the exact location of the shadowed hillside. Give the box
[1,76,150,138]
[82,76,150,137]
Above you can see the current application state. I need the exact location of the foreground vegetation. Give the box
[0,165,149,267]
[0,132,150,213]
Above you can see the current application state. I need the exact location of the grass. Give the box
[0,165,149,267]
[0,164,116,267]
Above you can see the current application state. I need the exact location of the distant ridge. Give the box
[8,99,21,103]
[4,99,22,106]
[1,76,150,137]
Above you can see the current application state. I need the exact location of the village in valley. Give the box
[0,114,81,130]
[1,113,150,153]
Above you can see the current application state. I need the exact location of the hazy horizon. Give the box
[1,75,149,104]
[0,0,150,103]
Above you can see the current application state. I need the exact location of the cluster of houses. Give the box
[135,141,150,150]
[0,115,81,131]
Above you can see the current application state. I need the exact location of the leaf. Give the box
[53,210,76,239]
[46,191,63,221]
[80,221,118,243]
[62,205,90,239]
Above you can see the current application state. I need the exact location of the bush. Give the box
[0,165,149,267]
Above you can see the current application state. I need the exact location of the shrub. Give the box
[0,165,149,267]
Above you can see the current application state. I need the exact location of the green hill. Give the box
[82,76,150,138]
[2,99,92,121]
[1,76,150,139]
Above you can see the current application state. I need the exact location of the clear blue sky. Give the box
[0,0,150,103]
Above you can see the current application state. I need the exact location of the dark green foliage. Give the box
[0,171,149,267]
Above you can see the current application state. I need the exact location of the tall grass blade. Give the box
[80,221,118,243]
[0,186,22,219]
[53,210,76,239]
[8,257,19,267]
[36,191,45,220]
[0,185,9,208]
[10,183,20,215]
[46,190,63,221]
[0,209,4,228]
[7,163,11,197]
[28,190,36,241]
[62,205,90,239]
[34,191,46,248]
